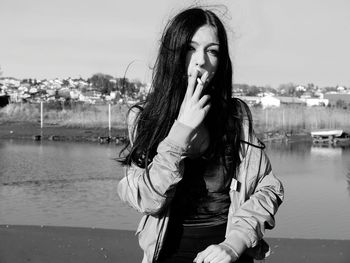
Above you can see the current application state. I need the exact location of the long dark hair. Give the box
[120,7,253,180]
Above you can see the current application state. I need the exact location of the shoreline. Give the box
[0,121,313,144]
[1,225,349,263]
[0,121,128,143]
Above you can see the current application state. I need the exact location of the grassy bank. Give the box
[251,105,350,133]
[0,102,129,129]
[0,103,130,142]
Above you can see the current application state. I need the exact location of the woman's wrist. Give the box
[166,120,195,149]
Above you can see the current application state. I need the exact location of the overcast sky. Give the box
[1,0,349,88]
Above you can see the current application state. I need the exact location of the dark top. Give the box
[171,157,231,227]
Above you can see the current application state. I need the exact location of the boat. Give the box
[311,129,350,145]
[311,129,343,137]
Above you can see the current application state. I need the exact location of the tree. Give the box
[323,86,338,93]
[88,73,116,94]
[116,77,139,98]
[278,83,296,96]
[233,83,266,96]
[306,83,315,91]
[246,85,261,96]
[62,79,70,87]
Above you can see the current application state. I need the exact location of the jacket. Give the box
[118,116,284,263]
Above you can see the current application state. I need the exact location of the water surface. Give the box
[0,139,349,240]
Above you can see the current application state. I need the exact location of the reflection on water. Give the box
[0,140,141,230]
[0,139,350,239]
[265,140,312,154]
[265,141,350,239]
[347,168,350,197]
[310,145,343,157]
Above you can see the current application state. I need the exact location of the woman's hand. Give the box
[177,70,211,129]
[193,244,238,263]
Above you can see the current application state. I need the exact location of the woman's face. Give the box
[185,25,219,83]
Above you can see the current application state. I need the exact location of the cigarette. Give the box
[197,77,203,85]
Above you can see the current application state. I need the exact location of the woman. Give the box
[118,7,284,263]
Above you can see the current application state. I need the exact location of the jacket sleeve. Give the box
[117,117,194,215]
[220,138,284,259]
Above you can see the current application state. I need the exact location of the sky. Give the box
[1,0,350,88]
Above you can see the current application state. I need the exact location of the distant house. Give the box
[300,92,312,99]
[69,89,81,100]
[260,96,280,108]
[276,96,306,106]
[57,87,70,98]
[337,86,345,92]
[236,96,260,106]
[18,86,28,93]
[303,98,329,107]
[46,89,57,96]
[296,85,306,92]
[29,87,38,94]
[257,92,275,97]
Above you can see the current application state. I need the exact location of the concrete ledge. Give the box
[0,225,349,263]
[0,225,141,263]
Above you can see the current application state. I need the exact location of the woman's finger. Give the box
[202,103,211,116]
[198,94,210,108]
[192,79,204,101]
[202,251,219,263]
[210,250,229,263]
[200,70,210,86]
[194,245,216,262]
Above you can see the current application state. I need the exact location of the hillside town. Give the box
[233,83,350,109]
[1,75,350,109]
[0,74,150,107]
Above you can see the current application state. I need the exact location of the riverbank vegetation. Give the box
[1,103,350,135]
[0,102,128,129]
[251,106,350,133]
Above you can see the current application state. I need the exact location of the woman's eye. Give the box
[208,49,219,56]
[187,46,196,51]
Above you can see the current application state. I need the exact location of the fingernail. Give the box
[197,78,203,85]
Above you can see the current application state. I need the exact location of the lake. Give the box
[0,139,349,240]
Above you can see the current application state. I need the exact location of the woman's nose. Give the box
[194,50,205,67]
